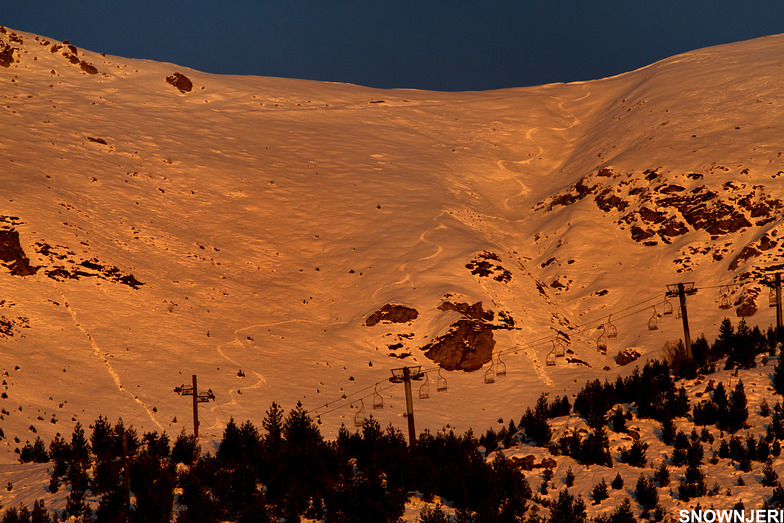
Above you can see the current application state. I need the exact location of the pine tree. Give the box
[774,357,784,395]
[31,438,49,463]
[591,479,609,505]
[30,500,51,523]
[634,474,658,511]
[660,416,676,445]
[610,406,627,433]
[90,416,114,459]
[419,504,450,523]
[171,429,199,465]
[727,380,749,433]
[678,464,707,501]
[611,473,624,490]
[763,460,780,487]
[619,440,648,467]
[519,406,552,446]
[130,434,176,523]
[715,318,734,359]
[564,467,575,487]
[262,401,284,448]
[686,440,704,467]
[217,418,242,466]
[653,462,670,487]
[69,422,90,468]
[581,427,613,467]
[548,489,587,523]
[3,507,18,523]
[278,402,329,517]
[595,497,637,523]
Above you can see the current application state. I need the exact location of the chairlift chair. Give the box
[353,400,366,429]
[662,296,673,316]
[605,315,618,339]
[554,338,567,357]
[419,373,430,399]
[597,327,608,354]
[546,350,556,366]
[436,367,448,392]
[484,362,496,384]
[648,307,658,331]
[495,353,507,377]
[719,285,732,310]
[372,383,384,410]
[771,288,778,308]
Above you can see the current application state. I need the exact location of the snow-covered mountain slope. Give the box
[0,27,783,460]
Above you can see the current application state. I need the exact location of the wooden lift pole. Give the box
[666,282,698,360]
[192,374,199,438]
[122,431,131,516]
[390,366,424,447]
[776,273,783,333]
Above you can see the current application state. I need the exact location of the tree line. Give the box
[4,320,783,522]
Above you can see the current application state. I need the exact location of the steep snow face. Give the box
[0,26,783,459]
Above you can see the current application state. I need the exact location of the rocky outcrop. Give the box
[0,230,37,276]
[465,251,512,282]
[33,242,143,289]
[365,304,419,326]
[438,301,494,321]
[537,167,782,250]
[423,319,495,371]
[735,288,759,317]
[616,348,641,366]
[166,72,193,93]
[0,43,16,67]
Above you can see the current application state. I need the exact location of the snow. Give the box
[1,26,784,517]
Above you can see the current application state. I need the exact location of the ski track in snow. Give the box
[206,319,322,428]
[56,286,164,431]
[370,211,449,303]
[498,86,589,214]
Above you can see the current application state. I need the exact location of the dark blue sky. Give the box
[4,1,784,91]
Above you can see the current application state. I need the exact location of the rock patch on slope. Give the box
[616,348,641,366]
[465,251,512,282]
[0,229,38,276]
[537,167,782,247]
[438,301,494,321]
[166,72,193,93]
[423,319,495,371]
[34,242,144,289]
[365,304,419,327]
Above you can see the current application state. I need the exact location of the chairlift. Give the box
[436,367,448,392]
[419,373,430,399]
[484,361,496,384]
[353,399,365,429]
[554,338,567,357]
[771,288,778,308]
[495,353,507,377]
[546,350,556,366]
[662,296,673,316]
[719,285,732,310]
[605,315,618,339]
[372,383,384,410]
[648,307,658,331]
[597,326,607,354]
